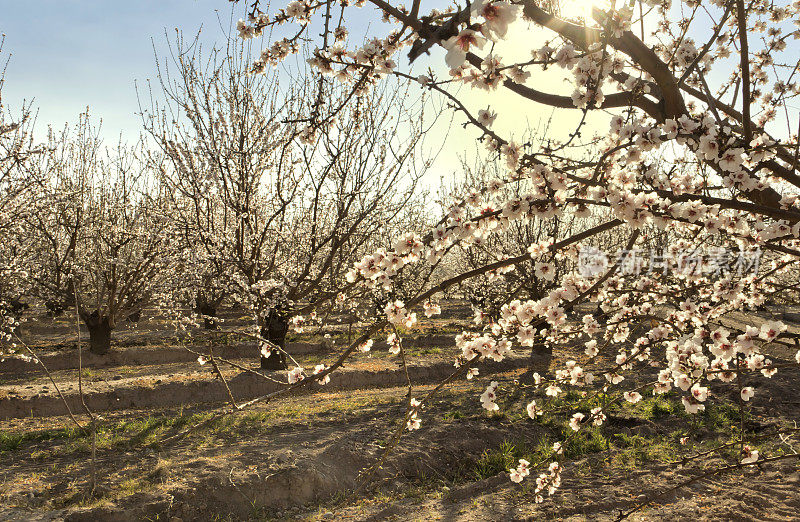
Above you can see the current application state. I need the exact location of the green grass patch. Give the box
[701,401,745,433]
[0,425,82,453]
[564,426,609,458]
[609,433,679,470]
[472,436,561,480]
[4,391,407,458]
[624,394,682,420]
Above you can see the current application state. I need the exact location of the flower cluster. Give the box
[235,0,800,499]
[479,380,500,411]
[288,366,304,384]
[406,397,423,430]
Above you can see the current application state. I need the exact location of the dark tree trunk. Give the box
[46,290,77,317]
[45,300,65,317]
[529,333,552,375]
[201,308,218,329]
[49,280,77,317]
[260,309,288,371]
[126,298,145,323]
[196,294,218,330]
[83,311,113,355]
[9,298,28,317]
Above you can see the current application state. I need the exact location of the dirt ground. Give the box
[0,310,469,419]
[1,304,800,521]
[2,378,800,521]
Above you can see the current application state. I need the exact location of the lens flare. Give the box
[559,0,610,24]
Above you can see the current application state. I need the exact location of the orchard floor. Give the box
[1,378,799,522]
[1,306,800,520]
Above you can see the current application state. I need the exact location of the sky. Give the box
[1,0,237,142]
[0,1,426,189]
[0,1,595,188]
[5,1,791,164]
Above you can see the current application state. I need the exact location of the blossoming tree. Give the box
[26,122,174,355]
[143,34,427,369]
[222,0,800,502]
[23,114,103,318]
[0,46,39,355]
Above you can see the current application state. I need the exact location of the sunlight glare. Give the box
[559,0,610,24]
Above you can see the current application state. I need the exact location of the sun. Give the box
[557,0,610,24]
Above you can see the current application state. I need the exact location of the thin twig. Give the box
[736,0,752,143]
[209,340,238,410]
[15,335,84,430]
[617,453,800,520]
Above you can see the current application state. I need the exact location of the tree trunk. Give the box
[9,297,28,317]
[260,309,288,371]
[201,309,218,329]
[126,299,144,323]
[196,294,218,330]
[46,290,77,317]
[83,312,113,356]
[45,300,65,317]
[529,334,552,375]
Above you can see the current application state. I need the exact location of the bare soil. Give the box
[0,315,466,419]
[0,353,529,419]
[2,373,800,522]
[1,305,800,520]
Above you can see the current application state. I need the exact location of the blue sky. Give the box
[0,1,449,140]
[1,0,242,141]
[8,1,769,188]
[0,1,466,185]
[0,0,483,186]
[3,1,794,146]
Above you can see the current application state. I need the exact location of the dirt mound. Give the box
[321,457,800,521]
[23,412,800,522]
[0,356,530,419]
[1,333,457,376]
[52,413,513,521]
[0,342,323,375]
[62,443,371,521]
[3,375,800,522]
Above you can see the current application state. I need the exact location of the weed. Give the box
[564,427,609,458]
[443,409,464,421]
[473,440,528,480]
[0,425,81,453]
